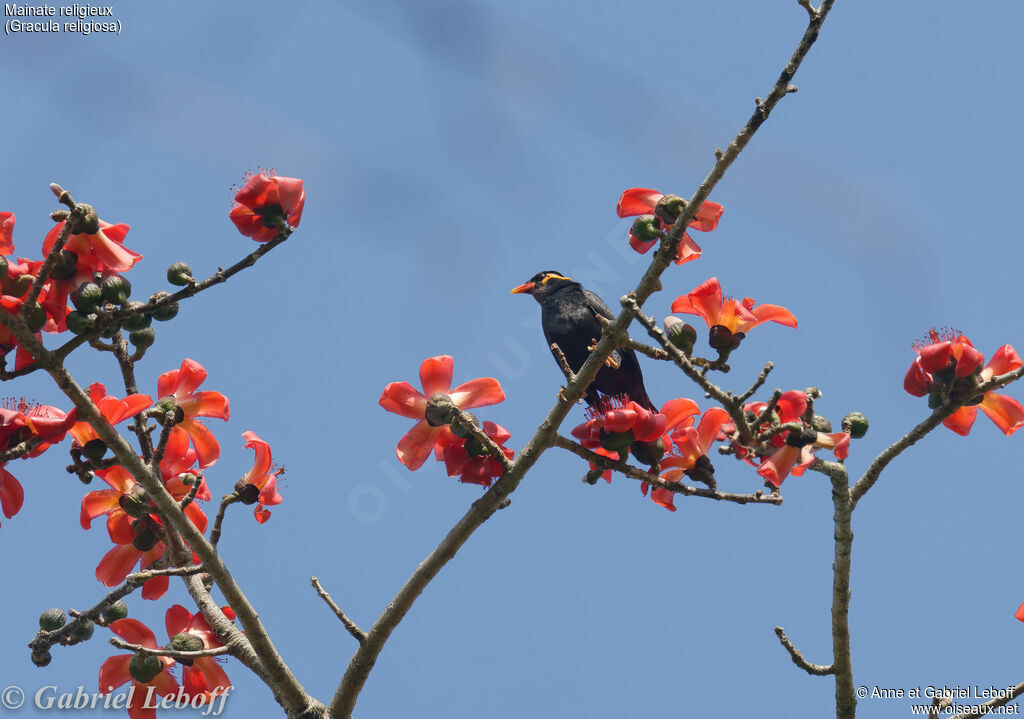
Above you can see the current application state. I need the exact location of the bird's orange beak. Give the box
[510,282,535,294]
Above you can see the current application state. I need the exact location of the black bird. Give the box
[511,271,656,411]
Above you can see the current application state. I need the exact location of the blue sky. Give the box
[2,1,1024,717]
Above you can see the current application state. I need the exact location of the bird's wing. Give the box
[583,290,656,410]
[582,289,615,321]
[581,289,624,367]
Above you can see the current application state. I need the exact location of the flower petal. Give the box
[670,277,722,327]
[942,406,977,436]
[99,655,132,693]
[979,392,1024,436]
[419,355,454,397]
[396,420,440,470]
[616,188,663,217]
[109,618,158,648]
[378,382,427,419]
[449,377,505,409]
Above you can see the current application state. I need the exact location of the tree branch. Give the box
[109,637,231,660]
[311,577,367,645]
[552,434,782,506]
[949,681,1024,719]
[774,626,834,676]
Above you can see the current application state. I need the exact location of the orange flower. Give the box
[43,218,140,273]
[379,355,505,470]
[99,619,179,719]
[69,383,152,448]
[616,187,723,265]
[670,277,797,335]
[157,359,230,468]
[904,330,1023,436]
[229,170,305,242]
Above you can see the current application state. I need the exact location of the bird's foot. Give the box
[587,339,621,369]
[558,387,582,404]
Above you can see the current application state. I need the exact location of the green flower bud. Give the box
[71,282,103,314]
[65,310,95,335]
[629,216,662,243]
[121,301,152,331]
[24,303,47,333]
[129,327,156,350]
[70,618,94,644]
[584,468,605,485]
[809,415,832,433]
[101,274,132,305]
[31,648,52,667]
[169,632,204,652]
[39,608,67,631]
[0,255,8,278]
[663,316,697,356]
[168,633,204,666]
[118,486,151,518]
[101,599,129,625]
[841,412,869,439]
[128,654,163,683]
[166,262,194,286]
[149,292,179,321]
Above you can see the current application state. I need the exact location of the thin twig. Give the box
[553,434,782,506]
[550,343,576,382]
[311,577,367,645]
[29,566,205,652]
[949,681,1024,719]
[210,493,241,549]
[110,637,231,659]
[739,362,774,402]
[774,626,834,676]
[625,337,671,361]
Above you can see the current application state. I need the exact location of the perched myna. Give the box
[511,271,656,410]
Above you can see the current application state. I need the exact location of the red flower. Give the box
[441,421,514,487]
[379,355,506,470]
[727,390,849,487]
[0,212,14,255]
[0,401,76,527]
[99,619,180,719]
[229,170,305,242]
[69,383,152,448]
[572,396,698,482]
[670,277,797,334]
[83,433,209,599]
[616,187,723,265]
[653,407,732,511]
[238,431,283,524]
[157,359,230,469]
[904,330,1023,436]
[164,604,234,703]
[43,219,140,273]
